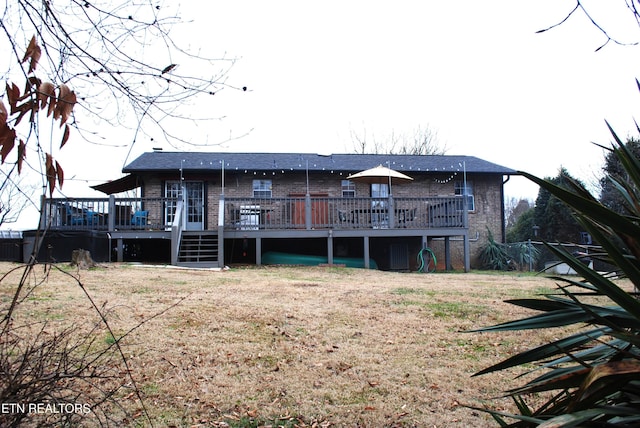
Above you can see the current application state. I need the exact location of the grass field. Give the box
[0,262,593,427]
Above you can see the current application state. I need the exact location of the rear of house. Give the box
[33,151,517,270]
[25,151,516,270]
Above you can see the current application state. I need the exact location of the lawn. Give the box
[0,262,593,427]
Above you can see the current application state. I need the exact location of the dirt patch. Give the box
[0,263,599,427]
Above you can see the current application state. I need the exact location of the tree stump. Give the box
[70,249,96,269]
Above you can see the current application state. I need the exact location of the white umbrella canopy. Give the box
[346,164,414,185]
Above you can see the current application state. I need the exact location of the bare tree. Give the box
[0,3,239,425]
[350,124,446,155]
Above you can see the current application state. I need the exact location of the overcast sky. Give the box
[9,1,640,229]
[174,0,640,198]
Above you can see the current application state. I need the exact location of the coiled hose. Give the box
[417,247,437,273]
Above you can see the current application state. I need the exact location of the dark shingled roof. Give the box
[123,152,517,175]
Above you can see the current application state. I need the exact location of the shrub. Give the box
[470,124,640,426]
[479,229,539,271]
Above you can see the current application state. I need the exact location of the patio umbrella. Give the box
[346,164,413,185]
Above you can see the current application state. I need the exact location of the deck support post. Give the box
[116,238,124,262]
[463,232,470,272]
[327,230,334,265]
[255,237,262,265]
[363,236,370,269]
[444,237,452,270]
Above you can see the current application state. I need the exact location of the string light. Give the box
[197,161,468,184]
[433,172,458,184]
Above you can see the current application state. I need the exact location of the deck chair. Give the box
[132,210,148,227]
[338,210,352,225]
[398,208,417,228]
[65,204,86,226]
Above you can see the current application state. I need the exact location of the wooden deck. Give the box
[40,195,470,270]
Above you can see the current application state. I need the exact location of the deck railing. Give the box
[42,195,468,232]
[42,196,178,231]
[223,196,467,230]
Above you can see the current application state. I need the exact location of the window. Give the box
[454,181,475,211]
[164,181,205,228]
[164,181,182,224]
[371,183,389,198]
[370,183,389,228]
[253,179,272,198]
[341,180,355,198]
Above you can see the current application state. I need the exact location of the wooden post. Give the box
[388,194,395,228]
[255,237,262,265]
[305,193,312,230]
[108,195,115,231]
[116,238,124,262]
[363,236,370,269]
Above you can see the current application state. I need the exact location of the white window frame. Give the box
[252,179,272,198]
[454,181,475,211]
[341,180,356,198]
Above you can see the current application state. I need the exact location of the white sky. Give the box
[177,0,640,198]
[8,0,640,230]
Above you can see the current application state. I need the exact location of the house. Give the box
[33,151,517,270]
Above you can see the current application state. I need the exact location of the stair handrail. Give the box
[170,200,185,265]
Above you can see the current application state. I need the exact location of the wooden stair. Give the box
[177,231,220,268]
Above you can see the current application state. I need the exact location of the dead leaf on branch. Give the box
[13,101,36,127]
[61,125,70,149]
[17,140,25,174]
[38,81,56,113]
[0,36,74,196]
[54,84,76,126]
[26,76,41,96]
[45,153,64,196]
[0,101,7,124]
[55,160,64,188]
[22,35,41,73]
[6,83,21,114]
[0,124,16,163]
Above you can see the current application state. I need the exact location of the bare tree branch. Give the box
[350,124,446,155]
[538,1,640,51]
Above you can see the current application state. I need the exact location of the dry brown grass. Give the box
[0,262,593,427]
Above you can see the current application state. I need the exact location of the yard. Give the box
[0,263,598,427]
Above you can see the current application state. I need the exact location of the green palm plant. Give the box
[470,122,640,426]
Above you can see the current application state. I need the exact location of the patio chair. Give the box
[65,204,86,226]
[398,208,417,228]
[338,210,352,225]
[132,210,148,227]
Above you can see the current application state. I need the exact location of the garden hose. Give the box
[417,247,436,273]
